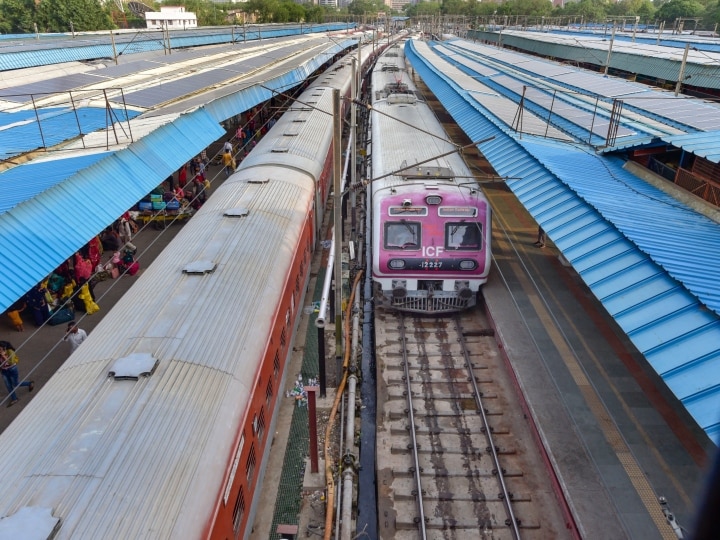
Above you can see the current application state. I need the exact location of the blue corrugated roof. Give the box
[0,24,355,71]
[0,153,110,214]
[407,39,720,443]
[660,131,720,164]
[518,140,720,313]
[0,38,358,316]
[0,107,140,160]
[0,108,225,312]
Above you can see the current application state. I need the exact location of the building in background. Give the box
[144,6,197,29]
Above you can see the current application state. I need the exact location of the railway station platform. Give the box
[481,178,714,538]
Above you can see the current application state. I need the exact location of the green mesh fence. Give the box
[269,268,325,539]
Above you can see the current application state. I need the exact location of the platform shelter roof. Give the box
[659,131,720,164]
[408,37,720,443]
[0,23,354,71]
[468,29,720,91]
[0,31,360,315]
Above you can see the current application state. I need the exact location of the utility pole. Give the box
[350,43,359,234]
[333,89,343,381]
[604,24,616,76]
[675,43,691,96]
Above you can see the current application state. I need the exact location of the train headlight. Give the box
[459,260,477,270]
[426,195,442,205]
[388,259,406,269]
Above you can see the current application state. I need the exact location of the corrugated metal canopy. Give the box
[444,38,720,133]
[0,107,139,160]
[659,131,720,164]
[0,24,354,71]
[0,109,225,312]
[0,153,110,214]
[467,30,720,91]
[408,38,720,443]
[0,33,362,316]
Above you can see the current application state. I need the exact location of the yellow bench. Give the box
[136,211,192,228]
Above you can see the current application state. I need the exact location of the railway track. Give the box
[375,305,569,539]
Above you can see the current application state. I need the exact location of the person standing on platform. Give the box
[222,150,235,177]
[0,341,34,406]
[178,164,187,189]
[534,226,546,248]
[6,300,25,332]
[64,323,88,354]
[118,212,133,246]
[25,283,50,327]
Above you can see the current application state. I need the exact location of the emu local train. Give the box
[370,41,492,313]
[0,45,374,539]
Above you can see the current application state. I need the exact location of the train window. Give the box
[274,351,280,379]
[445,223,482,251]
[246,444,256,482]
[439,207,477,217]
[232,486,245,533]
[384,221,421,250]
[266,379,273,405]
[257,408,266,440]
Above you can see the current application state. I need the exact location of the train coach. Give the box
[0,44,375,539]
[370,40,492,313]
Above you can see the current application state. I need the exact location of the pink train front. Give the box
[370,40,492,313]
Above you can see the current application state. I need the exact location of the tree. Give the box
[465,0,502,18]
[35,0,114,32]
[705,0,720,24]
[405,1,441,18]
[305,6,326,24]
[607,0,655,17]
[655,0,705,21]
[440,0,467,16]
[347,0,388,19]
[560,0,610,20]
[173,0,227,26]
[0,0,37,34]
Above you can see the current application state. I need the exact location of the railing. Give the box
[675,167,720,207]
[648,156,677,181]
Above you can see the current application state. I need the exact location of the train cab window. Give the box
[446,222,482,251]
[385,221,421,250]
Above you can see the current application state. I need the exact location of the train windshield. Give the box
[385,221,421,250]
[445,222,482,251]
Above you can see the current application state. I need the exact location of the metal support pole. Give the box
[306,386,319,474]
[350,53,358,235]
[317,327,326,397]
[30,96,47,150]
[333,89,343,387]
[110,30,118,65]
[675,43,691,96]
[604,24,616,76]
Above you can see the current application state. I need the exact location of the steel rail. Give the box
[454,314,521,539]
[399,313,428,540]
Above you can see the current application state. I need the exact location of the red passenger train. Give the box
[0,43,374,539]
[370,41,492,313]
